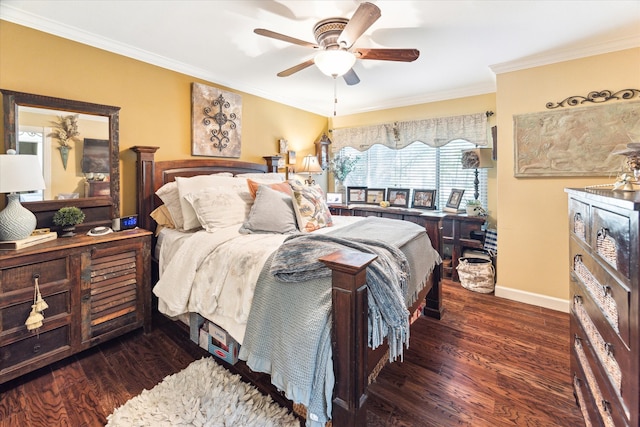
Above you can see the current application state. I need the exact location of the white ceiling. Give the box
[2,1,639,116]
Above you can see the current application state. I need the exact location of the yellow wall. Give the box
[0,21,327,216]
[2,20,639,309]
[494,48,640,306]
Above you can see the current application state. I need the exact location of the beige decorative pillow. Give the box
[184,187,251,232]
[176,175,252,230]
[289,182,333,232]
[150,205,175,229]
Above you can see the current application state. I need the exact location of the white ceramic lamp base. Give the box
[0,193,37,241]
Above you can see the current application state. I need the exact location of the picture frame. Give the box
[412,189,437,210]
[326,192,342,205]
[365,188,386,205]
[347,187,367,204]
[445,188,465,210]
[279,138,288,154]
[387,188,410,207]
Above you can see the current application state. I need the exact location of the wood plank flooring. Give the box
[0,280,584,426]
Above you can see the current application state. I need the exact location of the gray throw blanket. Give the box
[238,217,428,426]
[270,233,411,361]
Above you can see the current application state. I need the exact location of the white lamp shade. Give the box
[314,50,356,77]
[300,155,323,174]
[0,154,46,193]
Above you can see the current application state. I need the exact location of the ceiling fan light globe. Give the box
[314,50,356,77]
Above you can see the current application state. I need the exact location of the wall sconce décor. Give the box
[315,133,332,170]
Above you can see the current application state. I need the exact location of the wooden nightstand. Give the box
[0,228,151,385]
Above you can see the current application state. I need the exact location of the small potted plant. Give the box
[465,199,485,216]
[53,206,85,237]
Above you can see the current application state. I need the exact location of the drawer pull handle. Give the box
[81,294,90,302]
[602,285,611,296]
[601,400,612,413]
[604,342,614,356]
[597,227,609,238]
[32,273,40,279]
[32,344,41,354]
[573,294,582,305]
[573,254,582,268]
[574,333,582,343]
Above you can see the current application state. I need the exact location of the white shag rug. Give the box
[106,357,300,427]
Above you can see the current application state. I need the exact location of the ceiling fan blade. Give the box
[337,2,381,49]
[277,59,315,77]
[254,28,319,49]
[343,68,360,86]
[354,48,420,62]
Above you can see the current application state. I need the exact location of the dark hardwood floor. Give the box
[0,279,584,427]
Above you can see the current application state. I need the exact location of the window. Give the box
[340,139,488,209]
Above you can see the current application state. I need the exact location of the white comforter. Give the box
[153,216,364,344]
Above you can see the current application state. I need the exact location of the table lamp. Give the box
[0,150,46,241]
[461,147,493,200]
[300,154,323,185]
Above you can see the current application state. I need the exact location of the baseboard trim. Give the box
[494,285,569,313]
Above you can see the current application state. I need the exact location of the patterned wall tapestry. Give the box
[192,83,242,158]
[514,101,640,177]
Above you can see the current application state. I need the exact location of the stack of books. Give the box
[0,231,57,250]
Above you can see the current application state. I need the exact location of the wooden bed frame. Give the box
[131,146,441,426]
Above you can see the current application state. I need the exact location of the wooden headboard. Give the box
[131,146,269,232]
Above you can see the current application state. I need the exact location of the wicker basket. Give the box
[457,257,495,293]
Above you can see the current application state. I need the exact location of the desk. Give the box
[329,204,486,284]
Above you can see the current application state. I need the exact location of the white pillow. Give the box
[184,187,250,232]
[176,175,252,230]
[156,181,184,229]
[235,172,284,183]
[239,185,298,234]
[155,173,234,230]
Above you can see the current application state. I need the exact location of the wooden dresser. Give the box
[0,229,151,385]
[566,188,639,426]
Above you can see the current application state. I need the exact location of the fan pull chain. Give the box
[25,275,48,335]
[333,76,338,116]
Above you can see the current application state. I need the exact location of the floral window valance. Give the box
[331,112,488,153]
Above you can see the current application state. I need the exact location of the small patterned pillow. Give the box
[289,182,333,232]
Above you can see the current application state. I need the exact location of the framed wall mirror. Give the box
[1,89,120,230]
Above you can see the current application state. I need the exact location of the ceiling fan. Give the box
[254,2,420,86]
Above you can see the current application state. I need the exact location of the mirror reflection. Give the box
[16,106,110,202]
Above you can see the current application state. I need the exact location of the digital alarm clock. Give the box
[112,215,138,231]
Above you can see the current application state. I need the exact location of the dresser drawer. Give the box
[591,206,631,280]
[0,325,71,374]
[0,256,69,293]
[569,197,590,244]
[570,238,630,347]
[571,318,629,427]
[572,281,631,418]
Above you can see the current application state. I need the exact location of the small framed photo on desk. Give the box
[412,189,436,209]
[444,188,465,212]
[326,192,343,205]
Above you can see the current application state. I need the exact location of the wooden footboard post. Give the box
[319,250,377,427]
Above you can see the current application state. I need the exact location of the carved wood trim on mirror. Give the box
[1,89,120,232]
